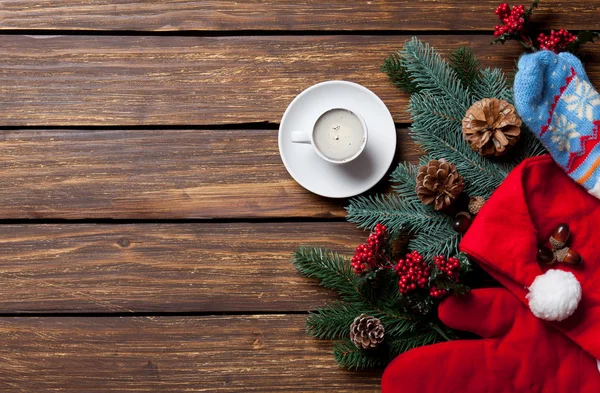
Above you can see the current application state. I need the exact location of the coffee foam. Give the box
[313,109,365,162]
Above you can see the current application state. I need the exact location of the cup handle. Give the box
[291,131,311,143]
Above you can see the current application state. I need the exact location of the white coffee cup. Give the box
[291,108,368,164]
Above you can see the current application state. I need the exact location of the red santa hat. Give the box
[460,154,600,360]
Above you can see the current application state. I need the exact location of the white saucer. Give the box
[278,81,397,198]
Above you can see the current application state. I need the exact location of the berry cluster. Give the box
[494,3,526,37]
[537,29,577,53]
[351,224,387,274]
[395,251,431,295]
[429,285,449,299]
[434,255,461,283]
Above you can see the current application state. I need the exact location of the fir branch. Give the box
[448,47,481,94]
[380,312,419,337]
[433,279,470,295]
[292,247,363,303]
[333,339,390,370]
[387,330,441,357]
[306,302,363,340]
[401,37,472,111]
[333,328,447,370]
[408,226,460,261]
[382,52,420,94]
[426,321,456,341]
[389,161,420,199]
[409,93,509,197]
[517,125,546,158]
[293,247,420,327]
[307,299,422,342]
[498,125,546,172]
[345,194,452,236]
[473,67,512,102]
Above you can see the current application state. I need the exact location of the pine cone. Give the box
[416,159,465,211]
[349,314,385,349]
[462,98,522,156]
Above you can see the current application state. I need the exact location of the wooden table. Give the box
[0,1,598,391]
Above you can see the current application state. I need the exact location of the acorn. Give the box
[468,196,486,215]
[537,245,556,265]
[549,224,570,250]
[452,211,472,234]
[555,247,583,265]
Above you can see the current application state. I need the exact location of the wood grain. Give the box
[0,1,597,31]
[0,128,419,219]
[0,315,381,392]
[0,222,383,313]
[4,35,600,126]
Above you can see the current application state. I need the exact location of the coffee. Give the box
[312,109,366,162]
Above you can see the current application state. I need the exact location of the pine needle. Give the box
[381,51,420,94]
[333,339,390,370]
[292,247,362,303]
[448,47,481,94]
[307,302,363,340]
[345,194,452,236]
[401,37,472,111]
[473,67,513,102]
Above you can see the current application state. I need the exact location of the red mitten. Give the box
[460,155,600,359]
[381,288,600,393]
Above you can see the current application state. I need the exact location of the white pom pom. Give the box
[526,269,582,321]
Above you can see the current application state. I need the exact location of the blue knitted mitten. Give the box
[514,50,600,199]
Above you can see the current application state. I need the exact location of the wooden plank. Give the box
[0,222,385,313]
[3,35,598,126]
[0,315,381,392]
[0,128,418,219]
[0,1,597,31]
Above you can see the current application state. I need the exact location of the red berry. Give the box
[495,3,511,20]
[396,251,431,295]
[537,29,577,53]
[351,224,387,274]
[434,255,461,283]
[430,285,449,299]
[494,3,527,35]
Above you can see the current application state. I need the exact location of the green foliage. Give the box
[524,0,540,19]
[457,252,473,274]
[292,247,362,303]
[473,67,512,102]
[346,194,452,239]
[347,37,545,260]
[292,248,403,313]
[507,125,546,164]
[333,339,390,370]
[293,246,456,370]
[408,227,460,261]
[333,328,445,370]
[400,37,471,111]
[306,302,363,340]
[491,0,539,48]
[408,92,509,197]
[566,31,600,54]
[389,161,419,198]
[448,47,481,93]
[381,52,419,95]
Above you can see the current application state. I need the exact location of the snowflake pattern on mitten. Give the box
[514,51,600,199]
[550,113,580,152]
